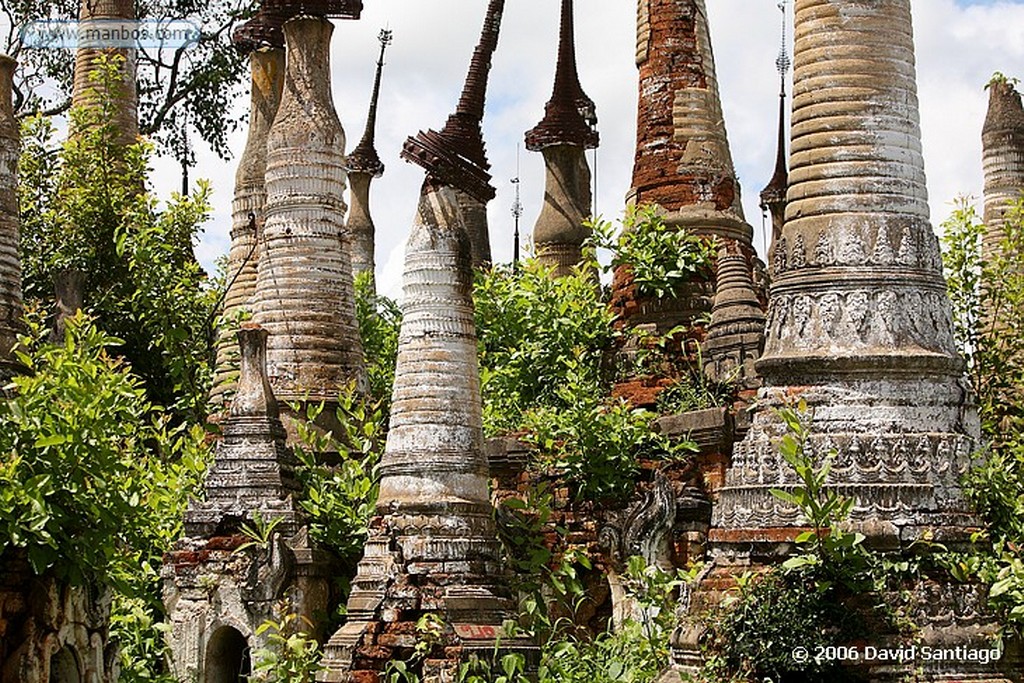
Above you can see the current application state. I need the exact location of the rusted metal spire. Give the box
[401,0,504,203]
[760,0,789,245]
[346,29,392,178]
[525,0,598,151]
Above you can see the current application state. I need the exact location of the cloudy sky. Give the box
[156,0,1024,300]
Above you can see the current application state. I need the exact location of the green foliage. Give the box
[292,393,383,570]
[701,571,861,683]
[769,404,870,590]
[18,57,220,423]
[109,595,177,683]
[941,197,1024,439]
[5,0,255,163]
[941,197,1024,637]
[522,375,696,502]
[250,613,325,683]
[354,271,402,411]
[587,205,716,300]
[0,312,210,588]
[474,259,615,435]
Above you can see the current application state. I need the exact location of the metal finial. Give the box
[775,0,791,77]
[378,28,393,48]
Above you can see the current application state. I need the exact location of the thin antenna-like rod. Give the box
[511,143,522,271]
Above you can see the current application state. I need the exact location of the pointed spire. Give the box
[525,0,599,151]
[401,0,504,203]
[185,324,300,538]
[760,0,790,244]
[345,29,392,178]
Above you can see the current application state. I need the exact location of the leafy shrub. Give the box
[474,260,615,435]
[587,205,716,300]
[521,373,695,502]
[250,613,325,683]
[18,56,220,423]
[941,196,1024,636]
[355,271,402,411]
[292,392,383,572]
[0,312,210,587]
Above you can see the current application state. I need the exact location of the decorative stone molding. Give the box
[71,0,138,144]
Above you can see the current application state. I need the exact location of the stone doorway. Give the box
[203,626,251,683]
[48,646,81,683]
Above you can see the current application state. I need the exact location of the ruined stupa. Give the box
[982,76,1024,260]
[682,2,1015,679]
[0,54,21,378]
[320,4,536,679]
[612,0,756,335]
[525,0,599,277]
[209,8,286,411]
[401,0,505,268]
[252,7,367,437]
[164,324,336,681]
[344,29,392,288]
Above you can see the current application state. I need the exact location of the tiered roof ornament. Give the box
[524,0,598,152]
[524,0,598,277]
[345,30,391,179]
[402,0,501,203]
[760,0,790,250]
[402,0,504,266]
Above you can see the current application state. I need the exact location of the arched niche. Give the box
[49,646,81,683]
[204,625,252,683]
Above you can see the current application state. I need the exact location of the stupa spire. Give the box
[402,0,505,266]
[760,0,790,251]
[345,29,393,286]
[525,0,598,276]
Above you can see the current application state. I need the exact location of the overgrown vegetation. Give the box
[941,196,1024,637]
[19,56,219,423]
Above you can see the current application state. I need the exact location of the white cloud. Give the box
[170,0,1024,298]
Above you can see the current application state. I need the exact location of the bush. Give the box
[474,260,615,436]
[0,312,210,588]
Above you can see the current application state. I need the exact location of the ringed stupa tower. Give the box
[0,55,21,379]
[320,3,536,679]
[525,0,599,277]
[613,0,755,334]
[344,29,392,288]
[981,76,1024,262]
[210,7,286,411]
[252,0,367,437]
